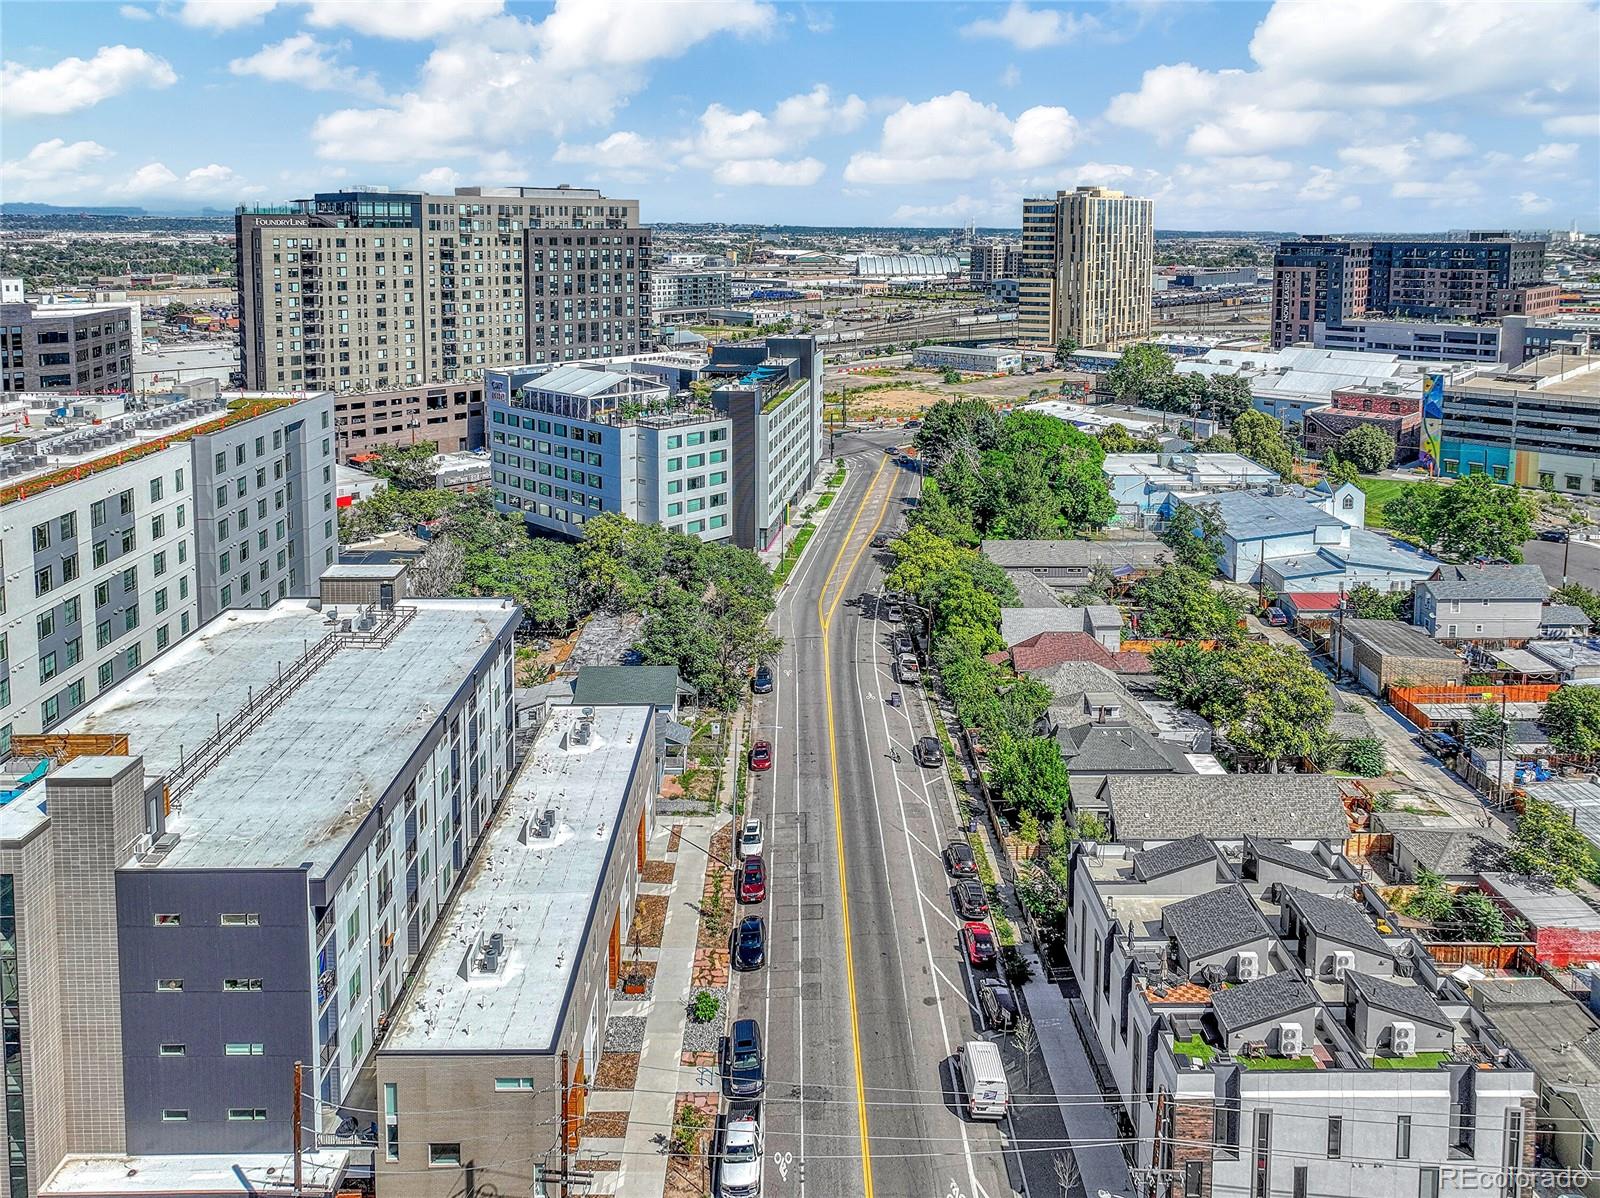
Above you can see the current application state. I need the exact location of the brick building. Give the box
[1301,384,1424,462]
[331,381,484,460]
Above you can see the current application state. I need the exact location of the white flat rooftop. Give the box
[41,1150,348,1196]
[67,599,515,874]
[383,703,651,1054]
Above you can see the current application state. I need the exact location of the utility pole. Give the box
[1562,533,1572,585]
[292,1060,303,1198]
[1497,687,1509,805]
[1333,582,1347,682]
[559,1050,570,1198]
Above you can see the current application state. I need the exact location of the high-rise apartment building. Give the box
[1272,234,1556,348]
[650,269,731,319]
[968,242,1022,285]
[0,386,336,748]
[0,296,136,395]
[235,185,651,392]
[1017,187,1153,349]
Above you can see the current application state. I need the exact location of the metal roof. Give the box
[1341,618,1464,661]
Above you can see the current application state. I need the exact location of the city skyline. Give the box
[2,0,1597,231]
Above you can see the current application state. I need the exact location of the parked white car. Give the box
[737,817,764,860]
[720,1114,761,1197]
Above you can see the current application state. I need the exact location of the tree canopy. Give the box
[1331,424,1397,475]
[1159,505,1225,575]
[1383,475,1534,562]
[1509,796,1599,887]
[1544,685,1600,758]
[1344,582,1410,621]
[1130,563,1247,641]
[1230,409,1296,479]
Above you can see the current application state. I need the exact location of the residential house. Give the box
[1007,632,1151,676]
[1000,605,1123,651]
[1414,564,1550,644]
[1183,482,1372,583]
[1087,773,1349,846]
[1068,835,1537,1198]
[571,664,694,775]
[1470,977,1600,1198]
[1388,824,1507,884]
[1539,604,1595,640]
[980,538,1168,590]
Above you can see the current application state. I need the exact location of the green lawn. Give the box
[1171,1035,1215,1065]
[1355,476,1411,530]
[1241,1053,1319,1071]
[1371,1051,1452,1070]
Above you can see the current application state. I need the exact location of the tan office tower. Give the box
[1017,186,1154,349]
[236,186,650,391]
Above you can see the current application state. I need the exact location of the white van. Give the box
[958,1039,1009,1121]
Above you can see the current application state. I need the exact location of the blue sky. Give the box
[2,0,1597,230]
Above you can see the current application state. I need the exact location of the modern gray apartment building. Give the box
[0,386,335,748]
[968,242,1022,285]
[1,297,136,395]
[235,185,650,392]
[650,268,731,319]
[1272,234,1558,348]
[487,335,823,550]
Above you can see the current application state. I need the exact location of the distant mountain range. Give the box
[1,203,234,217]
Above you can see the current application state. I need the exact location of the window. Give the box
[225,1043,266,1055]
[119,488,134,515]
[347,909,361,948]
[90,498,106,527]
[348,966,362,1004]
[157,978,183,991]
[1252,1111,1271,1198]
[494,1077,536,1091]
[32,522,50,552]
[156,624,169,651]
[159,1044,186,1057]
[384,1083,401,1162]
[429,1144,462,1167]
[220,913,259,927]
[153,913,181,926]
[39,652,58,684]
[223,978,263,991]
[1341,494,1355,510]
[34,565,52,597]
[162,1110,189,1122]
[1419,1168,1440,1198]
[228,1108,269,1121]
[1398,1115,1413,1160]
[1292,1167,1307,1198]
[36,611,54,641]
[1583,1133,1595,1174]
[1327,1116,1342,1159]
[150,477,163,502]
[98,662,113,690]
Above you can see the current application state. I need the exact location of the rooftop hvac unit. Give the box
[1236,951,1261,982]
[1278,1022,1304,1056]
[1391,1021,1417,1056]
[1332,950,1356,979]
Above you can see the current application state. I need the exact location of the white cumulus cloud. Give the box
[176,0,279,29]
[844,91,1078,184]
[1514,191,1554,214]
[1524,142,1578,167]
[1543,113,1599,138]
[961,1,1097,49]
[712,157,825,187]
[304,0,503,40]
[229,33,387,100]
[1,45,176,117]
[1,139,114,198]
[112,161,249,200]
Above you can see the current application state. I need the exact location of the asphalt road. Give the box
[1521,535,1600,590]
[742,430,1067,1198]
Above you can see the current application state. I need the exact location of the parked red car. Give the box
[740,856,767,903]
[961,922,997,968]
[748,740,773,772]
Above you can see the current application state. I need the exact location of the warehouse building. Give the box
[911,345,1021,373]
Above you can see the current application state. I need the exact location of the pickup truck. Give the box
[896,654,922,684]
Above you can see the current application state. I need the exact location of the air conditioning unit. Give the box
[1278,1022,1304,1056]
[1332,950,1356,979]
[1392,1021,1417,1057]
[1236,951,1260,982]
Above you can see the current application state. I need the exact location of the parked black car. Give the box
[1540,529,1570,543]
[915,736,945,768]
[751,664,774,694]
[944,840,978,876]
[733,915,766,971]
[953,878,988,920]
[978,978,1019,1030]
[725,1018,765,1098]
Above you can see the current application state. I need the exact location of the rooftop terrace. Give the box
[383,703,651,1053]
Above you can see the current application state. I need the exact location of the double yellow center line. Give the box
[815,454,898,1198]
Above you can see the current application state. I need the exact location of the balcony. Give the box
[317,964,338,1007]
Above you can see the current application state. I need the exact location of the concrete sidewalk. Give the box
[1019,950,1134,1198]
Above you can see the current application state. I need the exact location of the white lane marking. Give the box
[855,570,984,1198]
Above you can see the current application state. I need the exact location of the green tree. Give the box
[1055,335,1079,361]
[1104,343,1174,409]
[1385,476,1534,562]
[1465,703,1512,751]
[1508,796,1598,887]
[1344,583,1410,620]
[1096,423,1138,454]
[913,398,1002,473]
[1544,685,1600,757]
[1553,583,1600,627]
[1230,409,1295,478]
[1131,564,1247,641]
[1454,890,1511,943]
[369,440,440,492]
[1160,504,1226,574]
[1207,375,1255,427]
[988,734,1071,819]
[1334,424,1397,474]
[1342,737,1387,776]
[1403,867,1457,923]
[978,411,1115,536]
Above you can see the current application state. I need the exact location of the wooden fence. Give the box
[1418,941,1530,970]
[1388,683,1560,729]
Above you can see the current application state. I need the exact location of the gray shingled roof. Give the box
[1343,970,1451,1028]
[1392,827,1507,877]
[1211,971,1318,1035]
[1419,563,1549,602]
[1245,836,1331,879]
[572,665,688,708]
[1541,604,1594,629]
[1282,886,1393,957]
[1101,775,1348,842]
[1164,885,1269,959]
[1133,835,1217,881]
[981,539,1168,570]
[1058,723,1191,774]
